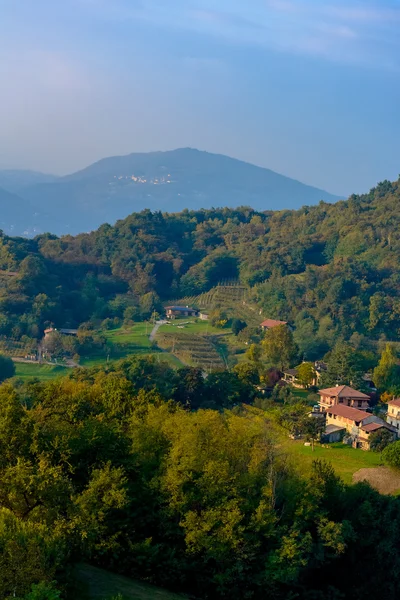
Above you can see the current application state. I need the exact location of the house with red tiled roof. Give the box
[260,319,287,331]
[318,385,370,412]
[326,404,396,450]
[386,398,400,437]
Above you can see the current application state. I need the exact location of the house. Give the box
[282,368,299,386]
[283,363,320,388]
[199,312,209,321]
[44,327,78,338]
[387,398,400,437]
[260,319,287,331]
[165,306,197,319]
[325,404,396,450]
[318,385,370,412]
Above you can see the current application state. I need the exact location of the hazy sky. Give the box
[1,0,400,195]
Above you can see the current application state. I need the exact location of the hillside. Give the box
[0,186,45,236]
[0,177,399,359]
[20,148,341,234]
[0,169,58,194]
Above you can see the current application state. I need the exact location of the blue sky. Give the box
[1,0,400,195]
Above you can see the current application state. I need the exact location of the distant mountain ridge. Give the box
[0,169,59,194]
[1,149,342,236]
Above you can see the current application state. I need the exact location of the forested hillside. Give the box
[0,177,399,355]
[2,356,400,600]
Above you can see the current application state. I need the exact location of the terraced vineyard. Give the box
[167,283,262,327]
[156,332,226,371]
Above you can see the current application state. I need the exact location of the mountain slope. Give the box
[21,148,341,235]
[0,186,46,236]
[0,169,58,194]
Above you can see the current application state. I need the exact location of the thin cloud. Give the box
[73,0,400,70]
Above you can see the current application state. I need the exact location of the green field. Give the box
[282,439,382,484]
[14,362,69,381]
[158,319,223,336]
[80,323,156,367]
[74,564,186,600]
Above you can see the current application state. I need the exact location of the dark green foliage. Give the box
[0,354,15,382]
[320,342,367,389]
[231,318,247,336]
[369,428,394,453]
[0,357,399,598]
[382,440,400,468]
[1,177,400,350]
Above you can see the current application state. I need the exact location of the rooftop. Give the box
[360,422,388,433]
[327,404,370,421]
[325,424,346,434]
[284,368,298,377]
[165,306,195,311]
[260,319,287,328]
[388,398,400,408]
[319,385,370,400]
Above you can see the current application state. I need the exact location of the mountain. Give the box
[0,169,59,194]
[20,148,342,235]
[0,186,48,236]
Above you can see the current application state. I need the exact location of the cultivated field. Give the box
[156,331,226,370]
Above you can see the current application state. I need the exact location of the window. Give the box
[357,400,362,408]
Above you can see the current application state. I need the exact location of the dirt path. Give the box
[353,467,400,495]
[149,320,167,341]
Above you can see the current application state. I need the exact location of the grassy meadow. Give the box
[14,362,70,381]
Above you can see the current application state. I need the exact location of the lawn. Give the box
[158,319,223,336]
[80,323,154,366]
[14,362,69,381]
[80,323,183,369]
[73,563,186,600]
[282,439,382,484]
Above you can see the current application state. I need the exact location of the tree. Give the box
[0,354,15,382]
[382,440,400,469]
[369,428,394,455]
[373,343,400,395]
[42,332,65,358]
[302,416,325,451]
[321,342,365,389]
[231,319,247,336]
[233,362,259,386]
[262,325,298,370]
[297,362,316,388]
[245,343,262,363]
[209,308,228,328]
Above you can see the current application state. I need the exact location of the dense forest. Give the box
[2,355,400,600]
[0,177,399,358]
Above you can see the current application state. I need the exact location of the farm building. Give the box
[165,306,197,319]
[199,312,209,321]
[322,424,346,444]
[260,319,287,331]
[44,327,78,337]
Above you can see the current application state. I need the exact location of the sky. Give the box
[1,0,400,195]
